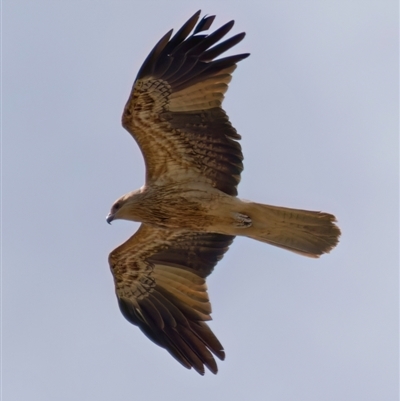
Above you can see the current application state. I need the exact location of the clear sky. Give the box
[3,1,398,400]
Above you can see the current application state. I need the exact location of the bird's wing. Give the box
[122,10,249,196]
[108,223,234,375]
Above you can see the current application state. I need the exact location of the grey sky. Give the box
[3,1,398,400]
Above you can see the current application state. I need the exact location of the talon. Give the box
[233,213,252,228]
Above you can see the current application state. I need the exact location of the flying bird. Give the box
[107,10,340,375]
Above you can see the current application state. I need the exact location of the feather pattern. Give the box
[109,224,233,374]
[122,10,248,195]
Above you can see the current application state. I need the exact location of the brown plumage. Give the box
[106,10,341,375]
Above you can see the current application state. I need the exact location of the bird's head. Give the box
[106,189,143,224]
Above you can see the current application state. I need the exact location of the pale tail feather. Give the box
[238,202,341,258]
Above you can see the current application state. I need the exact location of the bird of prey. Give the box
[106,10,340,375]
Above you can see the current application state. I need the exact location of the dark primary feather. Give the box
[135,12,249,91]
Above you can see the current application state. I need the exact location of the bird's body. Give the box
[106,11,341,375]
[121,185,234,229]
[115,184,338,256]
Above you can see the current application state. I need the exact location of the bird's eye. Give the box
[113,202,121,211]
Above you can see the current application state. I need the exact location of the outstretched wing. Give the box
[122,10,249,196]
[108,224,234,375]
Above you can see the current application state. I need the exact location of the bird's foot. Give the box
[233,213,252,228]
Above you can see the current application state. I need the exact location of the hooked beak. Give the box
[106,213,114,224]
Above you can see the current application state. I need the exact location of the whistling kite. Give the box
[106,11,340,375]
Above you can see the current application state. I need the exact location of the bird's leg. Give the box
[232,212,252,228]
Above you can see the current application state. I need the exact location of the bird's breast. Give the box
[136,186,221,230]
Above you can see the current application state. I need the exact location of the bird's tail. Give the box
[237,202,341,258]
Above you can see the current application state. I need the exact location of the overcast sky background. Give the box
[3,1,398,400]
